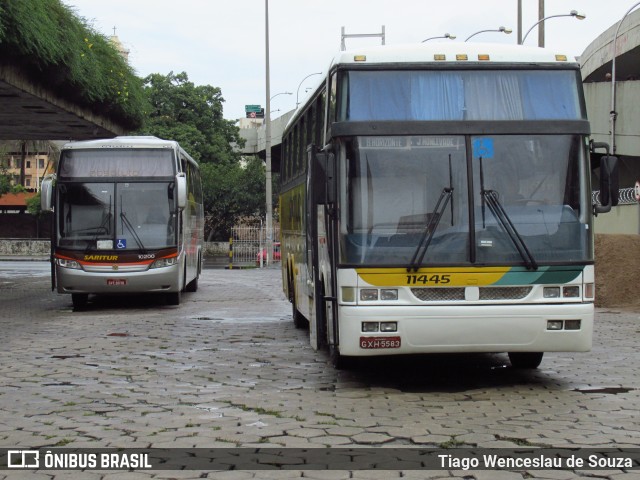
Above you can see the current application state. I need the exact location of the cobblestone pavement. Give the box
[0,262,639,479]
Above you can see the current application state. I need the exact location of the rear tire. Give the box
[292,297,307,329]
[289,269,307,329]
[508,352,543,369]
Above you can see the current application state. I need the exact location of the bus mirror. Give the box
[40,175,55,211]
[176,173,187,209]
[596,155,619,214]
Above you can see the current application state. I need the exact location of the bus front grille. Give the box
[411,286,533,302]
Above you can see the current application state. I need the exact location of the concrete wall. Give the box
[594,203,640,234]
[0,239,50,256]
[584,81,640,155]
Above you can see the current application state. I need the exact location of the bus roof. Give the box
[61,136,179,151]
[288,42,579,131]
[331,42,577,68]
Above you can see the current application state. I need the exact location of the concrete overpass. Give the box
[580,8,640,234]
[0,64,126,140]
[237,110,294,172]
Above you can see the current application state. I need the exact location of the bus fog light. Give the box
[584,283,594,299]
[547,320,563,330]
[360,289,379,301]
[380,322,397,332]
[564,320,581,330]
[342,287,356,303]
[362,322,379,332]
[380,289,398,301]
[563,286,580,298]
[543,287,561,298]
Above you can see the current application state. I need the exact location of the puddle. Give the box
[574,387,635,394]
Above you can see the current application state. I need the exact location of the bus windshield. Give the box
[339,134,591,267]
[344,69,584,121]
[57,182,176,251]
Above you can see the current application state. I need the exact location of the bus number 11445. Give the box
[406,274,451,285]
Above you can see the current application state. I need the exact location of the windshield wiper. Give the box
[479,158,537,270]
[407,155,455,273]
[119,209,146,253]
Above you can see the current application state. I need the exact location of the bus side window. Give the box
[327,73,337,136]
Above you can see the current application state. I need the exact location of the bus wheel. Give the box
[292,297,307,329]
[330,344,353,370]
[166,291,181,306]
[508,352,543,369]
[71,293,88,309]
[185,275,198,292]
[289,272,307,329]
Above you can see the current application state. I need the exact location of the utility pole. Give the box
[517,0,523,45]
[264,0,273,265]
[538,0,545,47]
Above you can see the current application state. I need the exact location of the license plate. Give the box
[359,336,401,349]
[107,279,127,286]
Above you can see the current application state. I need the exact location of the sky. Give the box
[63,0,635,122]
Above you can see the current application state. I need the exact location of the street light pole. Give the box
[296,72,322,108]
[610,1,640,155]
[464,26,512,42]
[520,11,586,45]
[421,33,456,42]
[264,0,273,266]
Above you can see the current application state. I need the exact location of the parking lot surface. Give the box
[0,262,639,479]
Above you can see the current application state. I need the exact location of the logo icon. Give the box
[8,450,39,468]
[116,238,127,249]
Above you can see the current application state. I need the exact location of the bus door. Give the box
[306,145,337,350]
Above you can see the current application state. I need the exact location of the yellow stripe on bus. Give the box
[356,267,510,287]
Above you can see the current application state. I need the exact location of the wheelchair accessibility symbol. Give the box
[472,138,494,159]
[116,239,127,249]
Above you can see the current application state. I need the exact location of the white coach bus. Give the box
[41,136,204,307]
[279,43,618,368]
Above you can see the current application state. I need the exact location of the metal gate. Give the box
[230,225,280,268]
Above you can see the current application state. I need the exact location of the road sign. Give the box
[245,105,262,113]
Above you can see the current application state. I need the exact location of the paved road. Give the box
[0,262,639,479]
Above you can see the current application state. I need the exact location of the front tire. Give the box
[166,291,181,306]
[185,275,198,292]
[71,293,88,309]
[508,352,543,369]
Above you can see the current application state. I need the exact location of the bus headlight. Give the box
[56,258,81,269]
[543,287,561,298]
[562,286,580,298]
[150,257,178,269]
[380,289,398,301]
[360,289,378,301]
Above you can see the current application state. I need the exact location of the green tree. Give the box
[138,71,268,240]
[139,72,242,165]
[200,157,267,241]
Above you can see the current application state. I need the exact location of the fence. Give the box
[229,225,280,268]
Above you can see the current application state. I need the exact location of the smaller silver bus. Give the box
[41,136,204,307]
